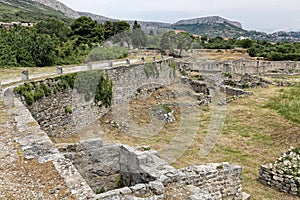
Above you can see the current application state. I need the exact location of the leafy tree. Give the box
[149,30,154,36]
[160,31,176,51]
[176,32,194,55]
[133,20,141,29]
[132,28,147,49]
[113,21,130,35]
[35,18,69,42]
[31,33,58,67]
[201,35,208,42]
[70,16,104,46]
[238,39,253,48]
[102,21,114,39]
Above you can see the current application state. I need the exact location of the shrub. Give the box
[86,47,128,62]
[116,175,124,188]
[24,91,34,105]
[64,106,72,114]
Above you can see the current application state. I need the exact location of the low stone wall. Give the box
[183,59,300,75]
[60,138,245,200]
[178,164,243,200]
[259,165,300,196]
[4,95,248,200]
[220,86,253,97]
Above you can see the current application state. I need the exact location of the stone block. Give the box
[57,66,63,74]
[87,62,93,70]
[3,88,14,108]
[21,70,29,81]
[77,139,103,152]
[149,181,165,195]
[130,184,147,195]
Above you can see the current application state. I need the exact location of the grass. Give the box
[101,84,299,200]
[173,85,299,200]
[266,86,300,125]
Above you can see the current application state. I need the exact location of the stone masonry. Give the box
[6,96,248,199]
[60,138,245,200]
[14,59,174,138]
[259,165,300,197]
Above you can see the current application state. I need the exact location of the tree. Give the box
[102,21,114,39]
[70,16,104,46]
[35,18,69,42]
[160,31,176,51]
[247,47,257,57]
[113,21,130,35]
[238,39,253,48]
[133,20,141,29]
[31,33,58,67]
[201,35,208,42]
[131,28,147,49]
[149,30,154,36]
[176,32,193,55]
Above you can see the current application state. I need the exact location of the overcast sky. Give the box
[57,0,300,33]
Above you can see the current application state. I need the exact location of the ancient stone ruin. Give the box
[259,147,300,197]
[13,57,300,199]
[58,139,246,199]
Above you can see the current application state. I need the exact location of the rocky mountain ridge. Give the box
[32,0,80,18]
[175,16,242,29]
[2,0,300,42]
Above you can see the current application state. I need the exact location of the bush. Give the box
[64,106,72,114]
[33,86,45,101]
[24,91,34,105]
[86,47,128,62]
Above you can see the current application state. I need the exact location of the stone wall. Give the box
[5,94,248,200]
[178,164,243,200]
[7,97,94,199]
[182,59,300,75]
[259,165,300,197]
[62,139,245,200]
[109,59,175,105]
[20,84,108,137]
[14,59,175,138]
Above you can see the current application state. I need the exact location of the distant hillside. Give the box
[175,16,242,29]
[79,12,171,30]
[169,17,300,42]
[0,0,70,22]
[170,21,247,38]
[1,0,300,42]
[32,0,80,18]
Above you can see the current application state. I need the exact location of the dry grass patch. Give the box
[173,86,299,200]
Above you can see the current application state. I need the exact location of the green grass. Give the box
[267,87,300,125]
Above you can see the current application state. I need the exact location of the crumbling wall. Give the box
[259,165,300,197]
[13,59,175,138]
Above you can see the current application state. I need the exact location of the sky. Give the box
[57,0,300,33]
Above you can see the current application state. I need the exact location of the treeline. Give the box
[0,17,138,68]
[247,41,300,61]
[2,16,300,68]
[191,36,300,61]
